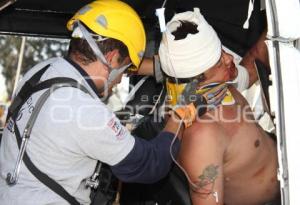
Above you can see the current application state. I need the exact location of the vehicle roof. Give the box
[0,0,265,55]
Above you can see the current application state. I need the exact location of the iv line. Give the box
[155,7,219,201]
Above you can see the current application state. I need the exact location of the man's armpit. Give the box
[191,164,219,198]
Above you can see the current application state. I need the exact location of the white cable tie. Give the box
[155,8,166,33]
[243,0,254,29]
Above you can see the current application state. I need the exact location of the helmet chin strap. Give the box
[75,21,131,95]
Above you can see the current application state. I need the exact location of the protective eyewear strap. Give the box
[99,63,132,96]
[107,63,132,84]
[76,21,112,70]
[76,21,132,95]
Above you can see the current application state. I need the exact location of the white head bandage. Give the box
[159,8,221,78]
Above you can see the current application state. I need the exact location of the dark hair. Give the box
[171,20,199,40]
[68,37,129,65]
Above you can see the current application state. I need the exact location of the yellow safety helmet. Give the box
[67,0,146,68]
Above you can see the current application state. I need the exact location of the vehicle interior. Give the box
[1,0,299,204]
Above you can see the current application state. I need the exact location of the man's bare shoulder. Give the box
[186,120,219,135]
[183,119,227,148]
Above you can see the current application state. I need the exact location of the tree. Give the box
[0,35,21,99]
[0,35,69,98]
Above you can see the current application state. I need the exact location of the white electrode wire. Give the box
[169,119,199,190]
[164,27,199,190]
[156,7,201,189]
[148,85,165,115]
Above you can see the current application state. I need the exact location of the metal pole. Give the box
[266,0,289,204]
[12,36,26,96]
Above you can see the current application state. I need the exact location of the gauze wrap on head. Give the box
[159,8,222,78]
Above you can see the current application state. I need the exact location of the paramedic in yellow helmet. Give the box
[0,1,227,205]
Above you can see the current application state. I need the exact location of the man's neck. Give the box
[197,83,235,106]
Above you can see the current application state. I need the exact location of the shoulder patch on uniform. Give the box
[107,118,126,140]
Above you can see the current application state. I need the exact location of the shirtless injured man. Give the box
[159,8,280,205]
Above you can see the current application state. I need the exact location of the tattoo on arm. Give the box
[192,164,219,198]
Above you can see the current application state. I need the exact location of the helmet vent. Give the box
[78,5,91,15]
[96,15,108,29]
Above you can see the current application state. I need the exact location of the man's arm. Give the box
[137,57,155,76]
[136,55,165,83]
[240,30,269,87]
[178,122,226,205]
[111,113,184,184]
